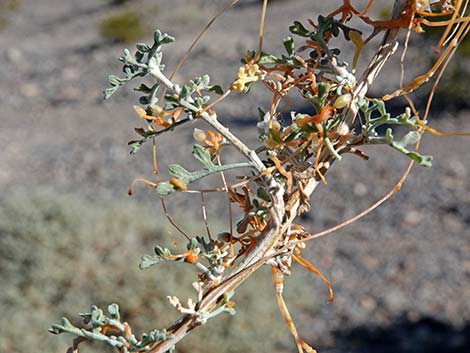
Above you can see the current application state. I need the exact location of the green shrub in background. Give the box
[414,5,470,109]
[0,191,313,353]
[111,0,133,6]
[425,15,470,108]
[99,10,149,43]
[0,0,20,11]
[0,0,21,31]
[433,60,470,109]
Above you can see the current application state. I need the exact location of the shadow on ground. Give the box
[330,316,469,353]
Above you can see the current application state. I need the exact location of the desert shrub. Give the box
[111,0,133,6]
[432,59,470,109]
[0,0,20,31]
[0,190,313,353]
[99,10,149,43]
[0,0,20,11]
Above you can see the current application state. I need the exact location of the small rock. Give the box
[407,311,421,322]
[61,86,82,101]
[441,176,465,190]
[443,214,464,233]
[62,67,80,81]
[20,82,40,98]
[447,159,466,179]
[363,255,380,271]
[463,260,470,275]
[385,289,406,311]
[402,209,424,227]
[332,268,344,281]
[5,48,25,66]
[353,182,368,197]
[360,295,377,311]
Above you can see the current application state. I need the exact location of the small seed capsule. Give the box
[271,119,281,132]
[333,93,352,109]
[193,128,207,143]
[149,104,165,116]
[404,107,411,119]
[133,105,148,119]
[336,122,349,136]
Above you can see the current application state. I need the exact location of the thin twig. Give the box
[160,198,191,240]
[149,66,266,173]
[200,192,212,240]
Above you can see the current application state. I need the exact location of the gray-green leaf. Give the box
[192,145,215,170]
[140,254,163,269]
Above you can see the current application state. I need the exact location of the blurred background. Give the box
[1,1,469,352]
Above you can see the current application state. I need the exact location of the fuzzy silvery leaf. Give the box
[103,87,118,100]
[153,30,175,46]
[128,140,145,154]
[108,75,122,86]
[49,317,74,334]
[283,36,295,57]
[140,254,164,269]
[136,43,151,53]
[208,85,224,95]
[139,329,173,347]
[134,128,154,138]
[192,145,215,170]
[386,129,432,167]
[289,21,310,37]
[395,131,420,148]
[257,187,271,202]
[179,85,191,99]
[107,304,120,320]
[91,306,106,327]
[196,74,210,89]
[168,164,192,184]
[193,95,210,108]
[155,245,172,257]
[135,51,145,63]
[225,307,237,316]
[134,83,153,93]
[317,82,331,102]
[258,52,284,64]
[187,238,200,251]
